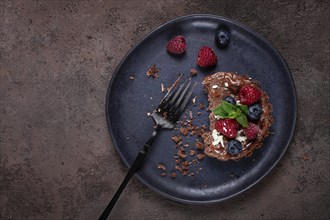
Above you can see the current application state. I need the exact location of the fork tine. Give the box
[156,75,196,123]
[174,82,197,118]
[168,80,192,113]
[158,74,183,105]
[159,78,188,112]
[166,78,189,110]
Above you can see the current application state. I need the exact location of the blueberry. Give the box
[215,30,230,47]
[248,103,262,121]
[227,140,242,155]
[223,96,236,105]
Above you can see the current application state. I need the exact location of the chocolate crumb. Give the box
[175,159,181,165]
[183,143,189,148]
[195,139,205,150]
[161,172,166,177]
[199,103,205,109]
[189,172,195,176]
[175,165,182,172]
[190,68,198,76]
[157,163,166,171]
[182,160,189,170]
[175,141,183,147]
[177,149,186,158]
[170,172,177,179]
[197,112,202,115]
[190,150,196,156]
[198,125,207,136]
[190,126,198,136]
[197,153,206,160]
[146,64,160,78]
[180,127,188,136]
[171,135,182,143]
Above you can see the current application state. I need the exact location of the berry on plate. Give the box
[239,85,261,105]
[227,140,242,155]
[248,103,262,121]
[215,29,230,47]
[215,118,238,139]
[166,35,186,54]
[197,46,217,68]
[243,123,259,140]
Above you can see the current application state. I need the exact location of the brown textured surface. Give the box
[0,0,329,219]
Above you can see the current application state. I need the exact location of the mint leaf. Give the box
[213,106,228,118]
[228,111,238,118]
[236,114,248,127]
[221,101,237,114]
[237,104,249,115]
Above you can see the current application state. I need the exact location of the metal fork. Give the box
[99,76,196,220]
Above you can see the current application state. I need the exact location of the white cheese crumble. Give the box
[214,115,220,120]
[236,130,247,143]
[212,85,219,89]
[224,82,229,87]
[212,129,225,147]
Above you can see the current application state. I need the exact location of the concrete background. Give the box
[0,0,329,219]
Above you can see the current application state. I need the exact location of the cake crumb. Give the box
[190,68,198,76]
[177,149,186,158]
[170,172,177,179]
[157,163,166,171]
[197,153,206,160]
[129,75,135,80]
[199,103,205,109]
[161,172,166,177]
[146,64,160,78]
[171,135,182,143]
[190,150,196,156]
[182,161,189,170]
[175,141,183,147]
[180,127,188,136]
[195,139,205,150]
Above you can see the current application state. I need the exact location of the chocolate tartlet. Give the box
[202,72,273,161]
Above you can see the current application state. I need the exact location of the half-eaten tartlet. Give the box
[202,72,273,161]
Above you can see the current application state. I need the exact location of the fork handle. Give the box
[99,126,160,220]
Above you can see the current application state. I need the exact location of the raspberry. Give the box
[243,123,259,140]
[239,85,261,105]
[215,119,238,139]
[197,46,217,68]
[166,35,186,54]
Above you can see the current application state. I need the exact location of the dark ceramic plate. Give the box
[106,14,296,204]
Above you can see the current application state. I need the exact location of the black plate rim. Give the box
[105,14,297,204]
